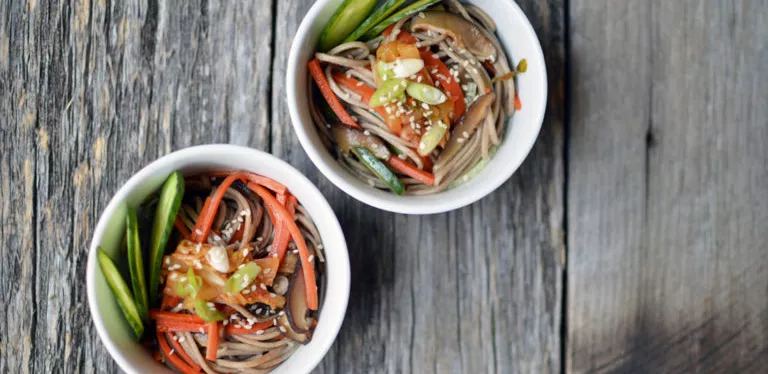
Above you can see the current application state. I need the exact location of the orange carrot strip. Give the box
[382,24,419,44]
[224,321,274,335]
[190,197,212,242]
[308,58,360,129]
[387,155,435,185]
[205,322,220,361]
[174,217,191,239]
[168,332,202,371]
[247,183,319,310]
[208,170,288,195]
[150,310,206,324]
[156,331,199,374]
[514,93,522,110]
[192,173,245,243]
[160,295,183,311]
[421,51,466,119]
[271,193,298,264]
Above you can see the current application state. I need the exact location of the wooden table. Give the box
[1,0,766,373]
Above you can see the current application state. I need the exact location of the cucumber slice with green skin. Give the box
[352,147,404,195]
[343,0,407,43]
[148,171,185,306]
[126,207,148,322]
[319,0,378,52]
[362,0,442,40]
[98,247,144,339]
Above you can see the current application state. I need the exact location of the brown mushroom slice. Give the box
[285,262,314,334]
[272,275,290,296]
[436,92,496,168]
[277,313,309,344]
[410,11,496,61]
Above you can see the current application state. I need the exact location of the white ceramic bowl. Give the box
[86,145,350,374]
[287,0,547,214]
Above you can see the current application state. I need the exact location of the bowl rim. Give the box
[86,144,350,374]
[286,0,548,215]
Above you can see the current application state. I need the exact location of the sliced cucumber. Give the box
[319,0,378,52]
[362,0,442,40]
[126,207,148,322]
[343,0,407,43]
[148,171,185,306]
[98,247,144,339]
[352,147,404,195]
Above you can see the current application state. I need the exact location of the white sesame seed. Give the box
[270,292,276,298]
[308,255,314,263]
[317,244,324,249]
[243,289,250,294]
[223,320,228,326]
[418,12,425,18]
[432,54,439,59]
[255,308,262,314]
[356,81,363,86]
[421,103,429,110]
[260,283,267,290]
[279,326,287,333]
[272,253,278,258]
[273,319,278,326]
[363,130,371,136]
[169,348,175,355]
[173,335,178,341]
[251,284,257,291]
[256,330,264,335]
[178,337,185,343]
[165,257,171,265]
[278,311,285,316]
[256,237,263,242]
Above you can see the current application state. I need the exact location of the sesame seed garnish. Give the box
[317,244,324,249]
[270,292,276,298]
[169,349,175,355]
[178,337,185,343]
[263,268,271,274]
[279,326,287,333]
[356,81,363,86]
[308,255,314,263]
[243,289,250,294]
[256,330,264,335]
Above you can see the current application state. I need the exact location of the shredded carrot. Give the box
[270,193,298,264]
[150,310,206,324]
[160,295,183,311]
[224,321,274,335]
[191,173,245,243]
[514,93,522,110]
[168,332,202,371]
[247,183,319,310]
[205,322,220,361]
[387,155,436,185]
[156,331,199,374]
[421,51,466,119]
[208,170,288,195]
[189,197,212,243]
[174,217,190,239]
[308,59,360,129]
[382,24,419,44]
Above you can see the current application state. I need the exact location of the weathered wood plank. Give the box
[1,0,274,372]
[567,1,768,372]
[271,1,566,373]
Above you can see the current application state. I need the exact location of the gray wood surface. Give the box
[1,0,564,373]
[567,0,768,373]
[2,0,767,373]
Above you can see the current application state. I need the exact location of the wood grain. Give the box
[271,1,566,373]
[0,0,273,372]
[567,0,768,372]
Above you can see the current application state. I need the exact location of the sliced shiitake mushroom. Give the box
[436,92,496,167]
[272,275,290,296]
[285,262,314,333]
[410,11,496,61]
[277,313,309,344]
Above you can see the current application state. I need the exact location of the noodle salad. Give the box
[308,0,526,195]
[97,171,325,373]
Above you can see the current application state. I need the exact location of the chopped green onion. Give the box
[406,82,447,105]
[224,262,262,295]
[370,78,408,107]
